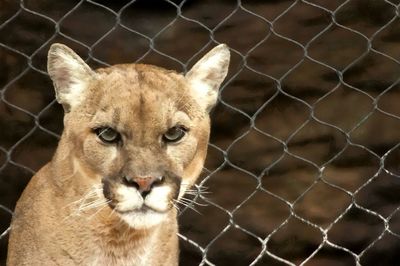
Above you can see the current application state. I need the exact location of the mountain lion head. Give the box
[47,43,230,229]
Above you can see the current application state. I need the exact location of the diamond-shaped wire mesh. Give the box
[1,0,400,265]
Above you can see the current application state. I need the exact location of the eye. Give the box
[163,126,187,143]
[95,127,120,144]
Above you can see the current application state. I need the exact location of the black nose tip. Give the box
[123,176,164,197]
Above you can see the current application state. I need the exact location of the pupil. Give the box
[169,128,179,138]
[170,128,178,137]
[104,129,114,139]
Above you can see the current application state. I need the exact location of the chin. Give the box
[118,208,168,229]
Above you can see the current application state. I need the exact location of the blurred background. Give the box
[1,0,400,265]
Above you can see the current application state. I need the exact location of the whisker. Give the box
[194,184,209,190]
[78,198,109,211]
[173,199,201,214]
[77,196,103,206]
[86,202,111,220]
[187,187,210,193]
[170,201,180,212]
[62,211,78,222]
[178,197,208,207]
[63,185,108,220]
[184,190,211,197]
[65,191,96,208]
[65,186,102,209]
[65,198,108,220]
[183,183,210,194]
[180,203,201,214]
[108,206,117,218]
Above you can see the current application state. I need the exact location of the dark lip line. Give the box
[116,205,170,215]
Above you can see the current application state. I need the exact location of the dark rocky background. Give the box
[1,0,400,265]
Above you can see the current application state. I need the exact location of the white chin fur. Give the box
[144,186,171,211]
[115,185,143,212]
[118,210,167,229]
[114,185,172,229]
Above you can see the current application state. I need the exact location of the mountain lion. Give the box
[7,43,230,265]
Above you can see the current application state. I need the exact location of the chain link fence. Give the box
[1,0,400,265]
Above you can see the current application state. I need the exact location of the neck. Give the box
[91,208,177,264]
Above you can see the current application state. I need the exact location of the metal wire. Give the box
[1,0,400,265]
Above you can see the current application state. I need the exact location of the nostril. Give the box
[154,176,164,185]
[123,176,165,197]
[123,176,139,189]
[134,177,153,192]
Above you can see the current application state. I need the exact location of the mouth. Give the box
[102,180,174,215]
[100,174,181,228]
[113,202,170,229]
[115,204,169,215]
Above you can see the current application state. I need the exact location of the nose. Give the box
[123,176,163,197]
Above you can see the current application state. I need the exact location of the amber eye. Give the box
[163,126,187,143]
[95,127,120,144]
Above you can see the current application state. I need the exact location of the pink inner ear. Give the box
[204,69,226,90]
[54,66,73,91]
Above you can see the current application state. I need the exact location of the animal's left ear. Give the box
[185,44,230,112]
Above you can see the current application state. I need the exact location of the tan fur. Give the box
[7,44,230,265]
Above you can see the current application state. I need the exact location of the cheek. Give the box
[82,137,121,175]
[166,136,198,170]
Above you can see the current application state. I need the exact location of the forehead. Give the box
[96,63,185,98]
[88,64,199,127]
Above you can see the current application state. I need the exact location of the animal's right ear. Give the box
[47,43,96,112]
